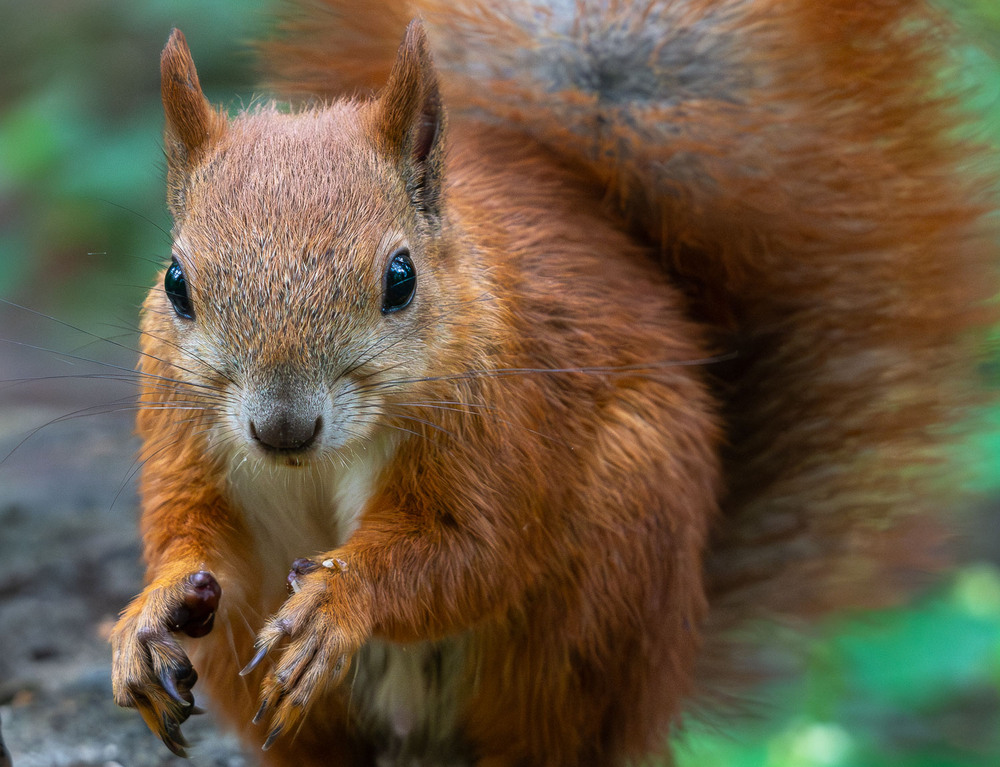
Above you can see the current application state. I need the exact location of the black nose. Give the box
[249,408,323,451]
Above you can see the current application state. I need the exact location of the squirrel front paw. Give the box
[242,557,370,750]
[111,571,221,756]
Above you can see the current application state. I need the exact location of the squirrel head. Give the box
[148,23,462,467]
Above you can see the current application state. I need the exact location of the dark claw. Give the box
[185,611,216,638]
[164,716,190,749]
[289,557,319,578]
[240,645,269,677]
[161,737,188,759]
[160,713,190,757]
[252,699,269,725]
[287,557,319,592]
[179,664,198,688]
[262,724,284,751]
[159,665,190,706]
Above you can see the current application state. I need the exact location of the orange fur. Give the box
[111,3,996,765]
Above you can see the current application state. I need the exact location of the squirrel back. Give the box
[263,0,996,684]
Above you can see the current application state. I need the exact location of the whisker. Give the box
[1,396,150,466]
[97,198,173,243]
[112,434,188,510]
[341,292,497,382]
[0,299,241,394]
[358,352,738,392]
[0,334,223,396]
[379,401,570,448]
[133,325,240,388]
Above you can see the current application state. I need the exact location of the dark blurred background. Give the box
[1,2,1000,766]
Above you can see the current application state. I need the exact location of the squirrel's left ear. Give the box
[161,29,227,216]
[372,20,446,219]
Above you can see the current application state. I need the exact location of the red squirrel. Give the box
[110,1,996,765]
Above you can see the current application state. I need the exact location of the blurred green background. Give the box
[0,0,275,326]
[1,2,999,766]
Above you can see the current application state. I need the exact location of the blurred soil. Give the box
[0,307,252,767]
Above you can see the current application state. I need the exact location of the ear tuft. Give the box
[161,29,226,181]
[372,20,446,218]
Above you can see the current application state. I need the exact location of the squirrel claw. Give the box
[252,699,270,725]
[162,711,191,749]
[240,645,270,677]
[159,666,188,706]
[160,735,188,759]
[134,699,189,758]
[262,724,284,752]
[158,659,197,707]
[287,558,319,593]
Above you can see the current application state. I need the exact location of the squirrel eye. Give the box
[382,248,416,314]
[164,258,195,320]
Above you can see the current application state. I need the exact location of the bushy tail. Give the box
[261,0,997,694]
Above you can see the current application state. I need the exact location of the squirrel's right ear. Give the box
[160,29,226,212]
[371,20,446,219]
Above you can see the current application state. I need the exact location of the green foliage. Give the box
[675,566,1000,767]
[0,0,276,324]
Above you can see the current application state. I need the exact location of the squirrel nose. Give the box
[249,408,323,452]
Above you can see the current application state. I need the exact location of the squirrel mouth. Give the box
[252,443,314,468]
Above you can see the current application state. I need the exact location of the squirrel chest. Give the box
[224,447,471,764]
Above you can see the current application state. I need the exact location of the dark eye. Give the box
[164,258,194,319]
[381,248,416,314]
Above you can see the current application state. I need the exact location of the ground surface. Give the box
[0,313,253,767]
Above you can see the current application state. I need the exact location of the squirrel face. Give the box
[145,28,452,467]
